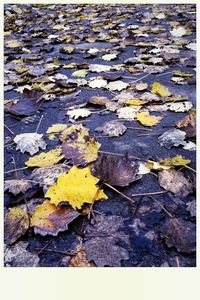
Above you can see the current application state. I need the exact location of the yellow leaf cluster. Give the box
[45,166,108,209]
[151,82,172,97]
[136,112,162,126]
[25,147,64,167]
[46,124,68,134]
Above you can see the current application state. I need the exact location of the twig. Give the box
[99,150,145,161]
[157,71,172,77]
[4,166,29,174]
[4,124,14,135]
[148,195,174,218]
[132,196,144,218]
[34,248,76,256]
[35,114,44,133]
[132,191,167,197]
[4,142,15,148]
[130,73,151,83]
[103,182,135,203]
[37,240,53,255]
[11,157,18,179]
[127,126,152,132]
[184,165,196,173]
[175,256,180,267]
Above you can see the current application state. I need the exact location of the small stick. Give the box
[132,196,144,218]
[127,126,152,132]
[104,182,135,203]
[132,191,167,197]
[130,73,151,83]
[11,157,18,179]
[157,71,172,77]
[184,165,196,173]
[37,240,53,255]
[4,166,29,174]
[4,142,15,148]
[99,150,145,161]
[4,124,14,135]
[148,195,174,218]
[175,256,180,267]
[34,248,76,256]
[36,114,44,133]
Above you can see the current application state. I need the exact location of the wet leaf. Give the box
[160,218,195,253]
[91,153,141,186]
[117,106,140,120]
[135,83,148,91]
[89,78,107,88]
[31,200,80,236]
[158,169,193,197]
[4,208,29,245]
[158,129,186,149]
[45,166,108,209]
[14,133,46,155]
[151,82,172,97]
[46,124,68,133]
[25,147,64,167]
[31,164,68,193]
[106,80,129,91]
[4,179,32,196]
[66,108,92,120]
[89,96,110,106]
[72,69,88,77]
[176,111,196,138]
[125,99,148,106]
[186,200,196,217]
[102,53,117,61]
[95,120,127,137]
[136,112,162,126]
[168,101,193,112]
[159,155,191,167]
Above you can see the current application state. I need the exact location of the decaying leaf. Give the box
[14,133,46,155]
[69,250,93,267]
[95,120,127,137]
[4,241,39,267]
[31,164,68,193]
[159,155,191,167]
[89,96,110,106]
[4,208,29,245]
[72,69,88,77]
[158,169,193,197]
[88,78,107,88]
[91,153,141,186]
[46,124,68,133]
[25,147,64,167]
[151,82,172,97]
[117,106,140,120]
[31,200,80,236]
[186,200,196,217]
[136,112,162,126]
[66,108,92,120]
[45,166,108,209]
[4,179,32,195]
[176,111,196,138]
[160,218,195,254]
[158,129,186,149]
[106,80,129,91]
[61,124,100,166]
[83,215,130,267]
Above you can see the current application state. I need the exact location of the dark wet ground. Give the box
[4,4,196,267]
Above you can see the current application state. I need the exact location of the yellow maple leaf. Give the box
[59,124,89,142]
[159,155,191,167]
[31,200,80,236]
[151,82,172,97]
[46,124,68,134]
[72,69,88,77]
[45,166,108,209]
[136,112,162,126]
[25,147,64,167]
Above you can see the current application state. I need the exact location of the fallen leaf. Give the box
[83,215,130,267]
[72,69,88,77]
[89,64,111,72]
[89,96,110,106]
[14,133,46,155]
[160,218,195,253]
[25,147,64,167]
[170,26,187,37]
[158,129,186,149]
[183,141,196,151]
[4,179,32,195]
[6,39,22,48]
[31,200,80,236]
[69,250,93,267]
[168,101,193,112]
[105,101,122,112]
[61,46,74,53]
[136,112,162,126]
[46,124,68,133]
[45,166,108,209]
[140,92,161,102]
[146,161,171,171]
[4,208,29,245]
[88,78,107,88]
[91,153,141,186]
[106,80,129,91]
[125,99,148,106]
[102,53,117,61]
[4,241,39,267]
[159,155,191,167]
[158,169,193,197]
[151,82,172,97]
[176,111,196,138]
[66,108,92,120]
[31,164,68,193]
[172,70,193,78]
[135,83,148,91]
[117,107,140,120]
[95,120,127,137]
